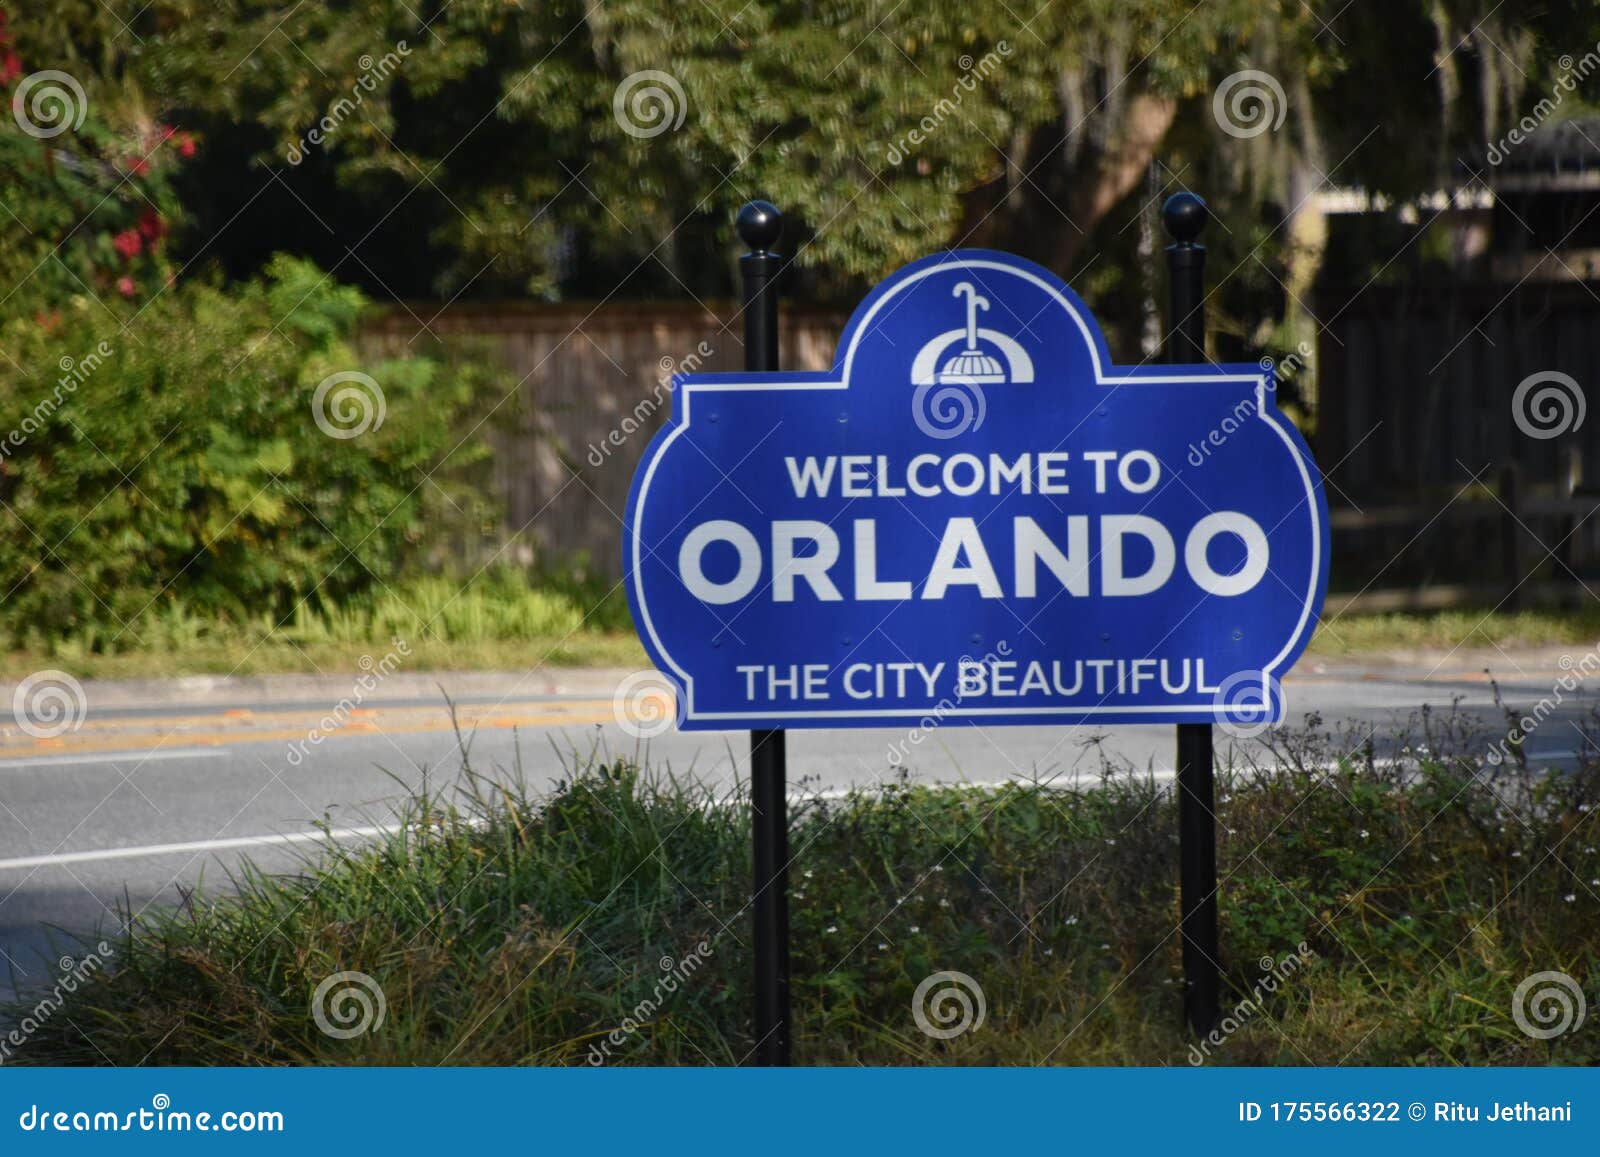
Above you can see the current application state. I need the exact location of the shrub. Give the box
[0,256,498,648]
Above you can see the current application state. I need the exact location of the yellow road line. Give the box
[19,696,617,735]
[0,701,623,762]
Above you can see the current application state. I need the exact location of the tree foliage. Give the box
[8,2,1600,345]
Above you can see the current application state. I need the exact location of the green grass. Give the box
[5,568,1597,681]
[0,635,649,681]
[11,710,1599,1066]
[1309,607,1600,656]
[0,568,647,680]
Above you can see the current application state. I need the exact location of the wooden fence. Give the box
[1319,279,1600,495]
[363,301,844,577]
[366,282,1600,609]
[1316,278,1600,605]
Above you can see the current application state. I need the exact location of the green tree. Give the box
[10,1,1600,349]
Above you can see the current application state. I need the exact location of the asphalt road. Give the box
[0,653,1588,993]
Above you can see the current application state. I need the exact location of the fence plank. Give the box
[364,301,845,577]
[1316,278,1600,594]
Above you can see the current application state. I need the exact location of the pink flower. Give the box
[112,229,142,260]
[116,276,137,298]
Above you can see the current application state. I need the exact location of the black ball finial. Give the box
[737,201,783,252]
[1162,192,1207,244]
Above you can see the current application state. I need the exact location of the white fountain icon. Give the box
[909,280,1035,388]
[908,279,1034,438]
[945,283,1004,382]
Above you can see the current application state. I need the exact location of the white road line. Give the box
[0,777,1102,873]
[0,747,230,769]
[0,823,399,872]
[19,751,1559,878]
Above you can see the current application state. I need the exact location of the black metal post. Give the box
[1499,462,1523,610]
[1163,192,1220,1036]
[737,200,791,1067]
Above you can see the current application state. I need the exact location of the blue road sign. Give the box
[624,250,1329,731]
